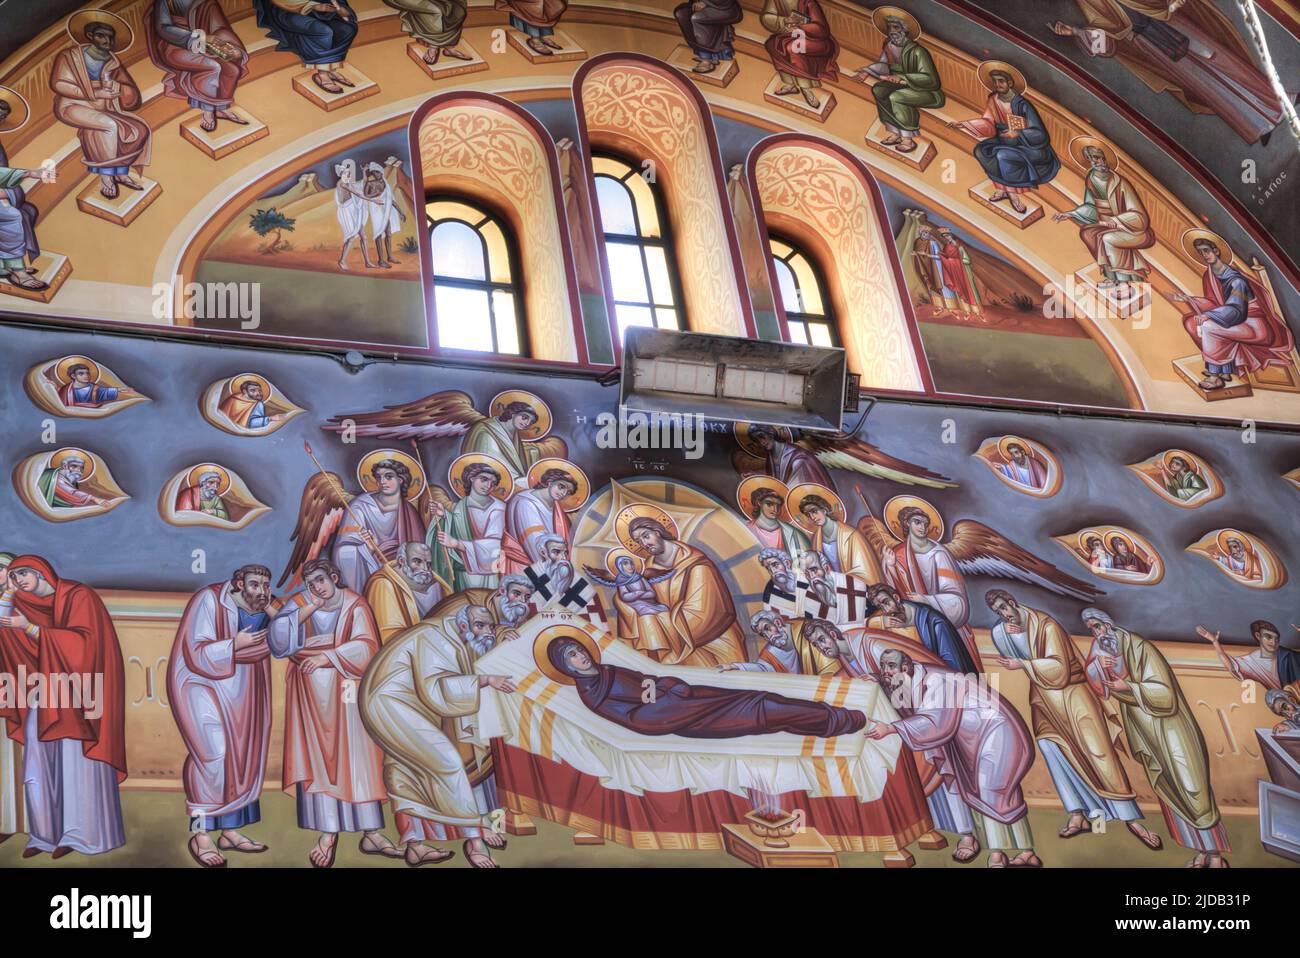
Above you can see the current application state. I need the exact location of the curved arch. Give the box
[573,52,757,355]
[410,91,587,365]
[745,133,930,394]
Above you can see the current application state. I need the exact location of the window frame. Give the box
[768,232,840,348]
[591,151,689,338]
[425,194,530,357]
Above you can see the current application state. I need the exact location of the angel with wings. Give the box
[323,388,567,488]
[732,423,956,493]
[861,495,1103,666]
[584,554,673,616]
[281,447,436,594]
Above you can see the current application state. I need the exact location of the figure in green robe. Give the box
[1082,608,1229,867]
[855,13,945,154]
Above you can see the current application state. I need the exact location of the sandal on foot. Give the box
[188,836,226,868]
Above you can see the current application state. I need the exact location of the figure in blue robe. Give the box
[254,0,358,91]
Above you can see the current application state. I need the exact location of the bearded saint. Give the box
[364,542,445,644]
[168,565,273,864]
[615,518,746,668]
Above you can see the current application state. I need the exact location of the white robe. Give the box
[336,183,366,241]
[367,177,401,238]
[505,489,562,564]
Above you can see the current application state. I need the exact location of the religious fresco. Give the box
[1126,448,1224,507]
[973,435,1062,498]
[23,353,150,418]
[0,0,1298,881]
[200,372,306,436]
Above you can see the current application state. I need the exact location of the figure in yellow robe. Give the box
[616,523,746,668]
[363,545,444,644]
[810,516,883,585]
[1082,608,1229,865]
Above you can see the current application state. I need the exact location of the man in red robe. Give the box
[1166,236,1296,392]
[0,555,126,858]
[146,0,251,133]
[760,0,839,109]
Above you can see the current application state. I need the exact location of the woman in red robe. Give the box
[0,555,127,857]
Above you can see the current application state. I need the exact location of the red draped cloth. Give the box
[764,0,839,81]
[494,740,933,853]
[146,0,249,111]
[0,555,127,781]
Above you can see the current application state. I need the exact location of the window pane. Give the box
[595,176,638,236]
[786,320,809,344]
[653,306,679,330]
[479,219,513,284]
[623,172,662,239]
[426,200,483,226]
[492,290,521,355]
[643,246,675,306]
[615,303,655,340]
[605,242,650,303]
[435,285,494,351]
[431,220,487,281]
[788,253,825,315]
[773,258,802,314]
[808,322,834,347]
[769,237,792,259]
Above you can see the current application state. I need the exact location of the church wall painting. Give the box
[0,0,1299,875]
[2,317,1298,868]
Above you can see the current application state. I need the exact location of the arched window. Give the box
[769,236,838,347]
[591,153,684,339]
[427,198,526,355]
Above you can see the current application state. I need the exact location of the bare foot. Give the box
[6,270,48,291]
[405,842,456,867]
[312,71,343,94]
[329,69,355,88]
[1008,850,1042,867]
[987,850,1008,868]
[1009,195,1027,213]
[215,109,248,125]
[200,110,217,132]
[358,831,403,858]
[526,37,554,56]
[443,47,473,61]
[1126,822,1163,850]
[188,833,226,868]
[774,84,798,96]
[309,833,338,868]
[540,36,563,50]
[464,838,498,868]
[952,834,981,863]
[423,45,442,65]
[217,830,267,853]
[801,88,819,108]
[483,831,508,850]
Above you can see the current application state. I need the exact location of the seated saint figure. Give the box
[146,0,251,133]
[253,0,359,95]
[50,18,152,199]
[545,635,866,739]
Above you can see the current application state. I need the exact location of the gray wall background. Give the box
[2,322,1296,649]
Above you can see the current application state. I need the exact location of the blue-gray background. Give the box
[2,322,1297,649]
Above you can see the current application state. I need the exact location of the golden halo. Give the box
[1180,228,1234,268]
[186,463,231,496]
[448,452,510,501]
[1077,529,1106,553]
[976,60,1027,94]
[49,447,94,480]
[359,449,427,502]
[490,390,551,441]
[614,503,680,556]
[737,475,792,521]
[786,482,845,533]
[1104,530,1136,556]
[871,6,921,39]
[526,458,590,512]
[53,355,100,384]
[733,422,794,460]
[1068,136,1119,173]
[0,86,31,133]
[1216,529,1252,557]
[534,623,603,687]
[996,435,1036,463]
[1161,450,1199,475]
[228,373,271,399]
[604,547,645,578]
[67,9,134,52]
[883,495,944,541]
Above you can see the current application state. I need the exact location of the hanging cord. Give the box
[1236,0,1300,150]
